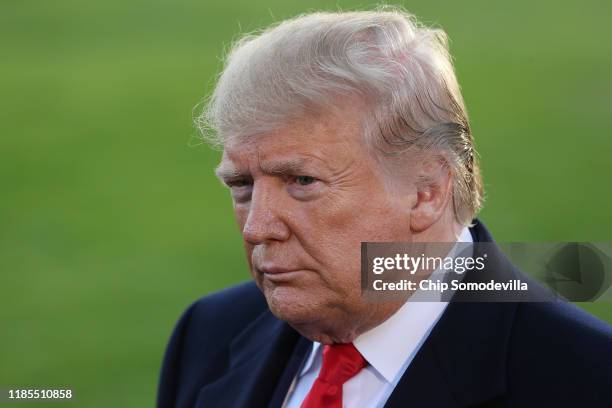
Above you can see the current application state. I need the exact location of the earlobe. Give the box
[410,188,438,232]
[409,160,453,232]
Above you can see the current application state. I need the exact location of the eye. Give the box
[226,177,253,188]
[287,175,324,200]
[226,178,253,203]
[228,180,251,188]
[295,175,316,186]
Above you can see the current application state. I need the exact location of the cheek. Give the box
[295,205,369,282]
[305,196,411,263]
[315,190,406,238]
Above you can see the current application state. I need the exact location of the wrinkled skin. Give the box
[216,106,458,343]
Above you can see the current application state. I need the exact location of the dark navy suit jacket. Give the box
[157,220,612,407]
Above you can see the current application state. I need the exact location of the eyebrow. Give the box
[214,163,245,182]
[214,158,311,182]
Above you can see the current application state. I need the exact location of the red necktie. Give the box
[300,343,367,408]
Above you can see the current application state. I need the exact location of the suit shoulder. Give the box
[173,281,269,352]
[173,281,268,361]
[168,279,267,343]
[157,281,268,407]
[506,301,612,404]
[514,301,612,345]
[187,280,267,327]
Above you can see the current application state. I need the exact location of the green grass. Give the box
[1,0,611,406]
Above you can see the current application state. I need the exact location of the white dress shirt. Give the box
[283,228,473,408]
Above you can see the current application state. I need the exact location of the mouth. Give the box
[257,264,295,274]
[256,265,307,283]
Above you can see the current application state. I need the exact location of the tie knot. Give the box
[318,343,367,385]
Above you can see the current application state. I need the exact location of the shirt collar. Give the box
[299,342,322,377]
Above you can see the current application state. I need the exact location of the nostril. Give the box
[242,213,291,244]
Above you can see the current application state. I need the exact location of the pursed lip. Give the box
[256,264,300,275]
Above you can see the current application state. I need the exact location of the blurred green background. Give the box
[1,0,610,406]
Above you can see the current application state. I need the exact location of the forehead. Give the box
[218,109,368,173]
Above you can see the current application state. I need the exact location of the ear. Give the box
[410,155,454,232]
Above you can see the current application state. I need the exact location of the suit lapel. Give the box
[385,220,518,407]
[384,301,517,407]
[384,341,458,407]
[194,309,305,408]
[267,336,312,408]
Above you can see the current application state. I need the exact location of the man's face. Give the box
[216,108,415,342]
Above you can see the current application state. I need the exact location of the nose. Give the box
[242,180,291,245]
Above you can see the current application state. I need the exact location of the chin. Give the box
[264,285,322,324]
[263,286,359,343]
